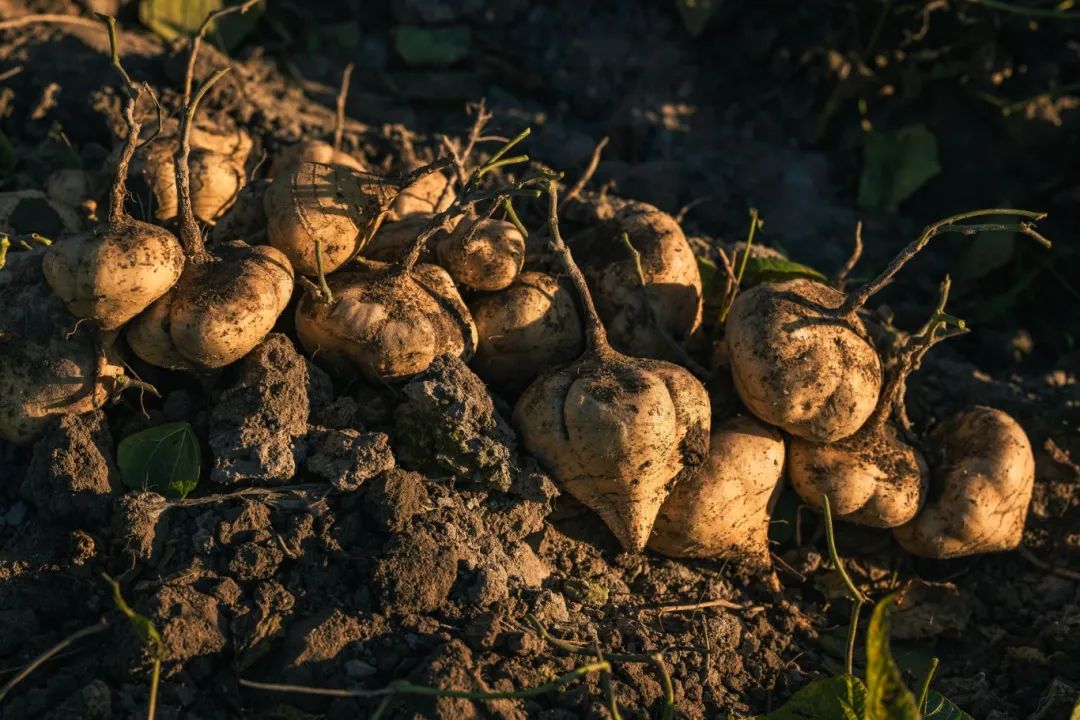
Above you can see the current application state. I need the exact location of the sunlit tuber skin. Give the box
[385,165,455,221]
[125,123,251,224]
[573,201,703,361]
[894,406,1035,558]
[436,215,525,291]
[469,271,584,396]
[268,139,366,178]
[786,276,974,527]
[263,160,398,276]
[0,190,83,236]
[788,422,928,528]
[648,415,784,563]
[0,250,125,444]
[726,278,882,442]
[296,262,476,383]
[127,61,294,372]
[209,179,268,243]
[514,182,711,552]
[43,42,185,332]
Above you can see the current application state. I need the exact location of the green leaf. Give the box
[957,227,1015,281]
[0,129,16,175]
[857,124,942,212]
[117,421,201,499]
[139,0,262,50]
[742,256,828,287]
[922,691,974,719]
[865,596,920,720]
[755,675,867,719]
[675,0,718,36]
[393,25,471,67]
[697,255,721,300]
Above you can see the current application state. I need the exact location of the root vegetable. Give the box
[263,160,398,276]
[469,271,583,396]
[386,164,455,221]
[894,406,1035,558]
[0,250,125,444]
[574,201,702,360]
[363,214,443,263]
[45,169,94,209]
[127,55,293,370]
[268,139,365,177]
[513,181,711,552]
[726,278,882,442]
[649,415,784,564]
[43,24,185,331]
[436,215,525,291]
[127,124,252,224]
[296,261,476,382]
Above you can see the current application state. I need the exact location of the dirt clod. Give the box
[373,527,461,615]
[305,428,395,492]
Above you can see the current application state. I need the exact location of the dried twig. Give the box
[0,621,109,702]
[834,220,864,288]
[654,598,761,614]
[182,0,262,108]
[1017,545,1080,582]
[561,135,609,209]
[333,63,355,153]
[0,13,102,31]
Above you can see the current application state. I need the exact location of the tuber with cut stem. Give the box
[649,415,784,564]
[43,16,184,331]
[573,201,702,361]
[894,406,1035,558]
[436,214,525,291]
[469,271,584,396]
[514,182,710,552]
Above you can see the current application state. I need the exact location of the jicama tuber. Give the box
[436,214,525,291]
[268,139,365,178]
[894,406,1035,558]
[649,415,784,564]
[514,181,710,552]
[573,201,703,360]
[43,18,185,331]
[470,271,583,396]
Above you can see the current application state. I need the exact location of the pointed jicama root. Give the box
[513,181,710,552]
[469,271,583,396]
[894,406,1035,558]
[649,415,784,564]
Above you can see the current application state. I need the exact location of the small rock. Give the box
[345,659,378,678]
[305,428,395,492]
[3,500,27,527]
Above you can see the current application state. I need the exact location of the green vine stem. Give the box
[917,656,940,713]
[103,574,165,720]
[822,494,868,678]
[718,207,763,325]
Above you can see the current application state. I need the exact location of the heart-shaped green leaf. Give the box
[858,124,941,213]
[753,674,866,719]
[866,595,920,720]
[742,256,827,287]
[923,691,974,720]
[117,421,201,499]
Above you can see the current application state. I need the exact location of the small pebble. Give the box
[4,501,28,527]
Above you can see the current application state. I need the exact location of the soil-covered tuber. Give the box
[726,278,882,442]
[43,28,185,331]
[649,415,784,564]
[386,165,455,221]
[268,139,366,177]
[295,261,476,382]
[469,271,583,396]
[894,406,1035,558]
[514,182,710,552]
[436,215,525,291]
[263,160,397,276]
[573,201,702,360]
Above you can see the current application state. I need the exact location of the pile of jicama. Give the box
[0,14,1044,566]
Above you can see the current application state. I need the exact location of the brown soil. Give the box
[1,2,1078,719]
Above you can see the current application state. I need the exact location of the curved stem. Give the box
[333,63,354,153]
[546,180,608,355]
[839,208,1049,317]
[96,14,139,225]
[182,0,261,108]
[175,68,231,258]
[916,657,940,713]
